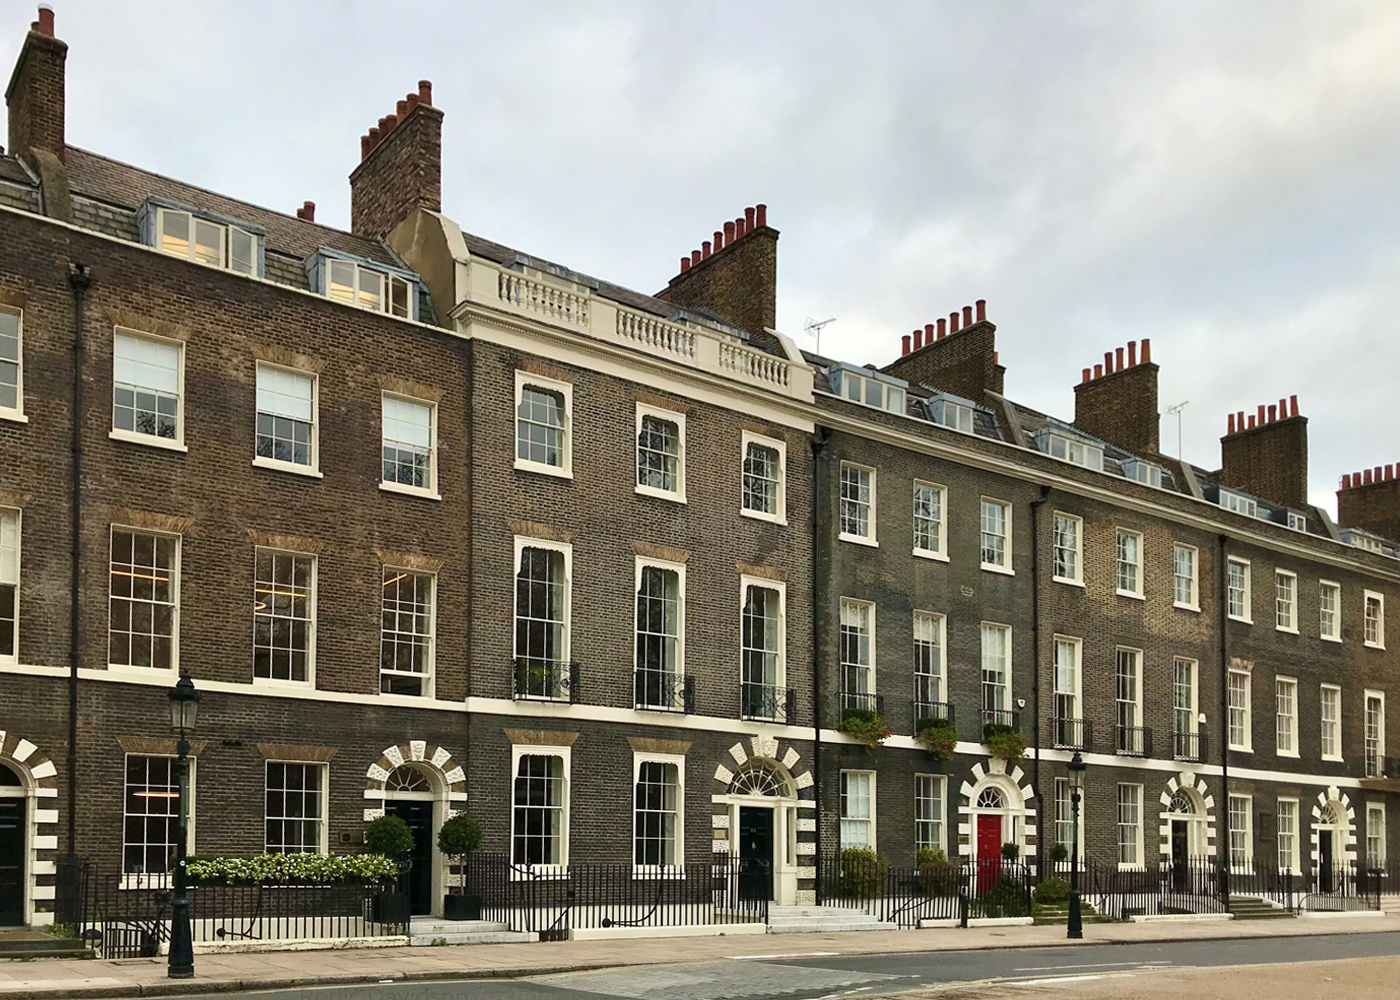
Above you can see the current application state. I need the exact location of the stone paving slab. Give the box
[0,915,1393,1000]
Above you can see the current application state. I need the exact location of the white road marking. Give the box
[1005,973,1138,986]
[732,951,842,960]
[1013,961,1148,971]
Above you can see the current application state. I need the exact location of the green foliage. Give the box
[916,849,960,896]
[1034,877,1072,905]
[1048,841,1069,863]
[979,876,1031,918]
[44,923,80,940]
[839,847,889,898]
[915,847,947,866]
[185,853,399,885]
[836,709,893,750]
[365,815,415,857]
[916,719,958,760]
[437,813,483,858]
[986,728,1029,765]
[1000,841,1020,861]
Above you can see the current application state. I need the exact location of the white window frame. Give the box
[634,556,687,711]
[1277,797,1300,873]
[1052,635,1083,746]
[1173,657,1199,743]
[510,743,571,875]
[1320,683,1343,761]
[1319,580,1342,642]
[514,371,573,479]
[1364,590,1385,649]
[1117,783,1144,870]
[0,507,18,666]
[912,480,948,561]
[740,430,787,524]
[251,547,317,688]
[980,621,1012,724]
[1115,529,1144,598]
[325,257,413,318]
[379,393,439,500]
[111,328,187,452]
[839,769,876,851]
[913,610,946,709]
[378,566,436,699]
[1367,803,1387,867]
[980,497,1013,574]
[1228,668,1252,752]
[635,402,687,503]
[1053,776,1086,861]
[839,462,877,546]
[1051,512,1083,586]
[107,525,181,676]
[1275,570,1297,633]
[1365,690,1386,778]
[1228,794,1253,871]
[264,759,328,855]
[839,597,876,702]
[155,206,257,276]
[512,536,573,690]
[1116,647,1144,753]
[1173,543,1199,611]
[1275,676,1298,758]
[632,751,685,876]
[915,774,946,854]
[253,362,321,477]
[1227,557,1252,623]
[121,752,197,883]
[0,305,26,422]
[740,575,788,720]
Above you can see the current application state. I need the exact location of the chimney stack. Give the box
[1220,394,1308,509]
[658,204,779,340]
[1073,340,1159,456]
[880,300,1003,403]
[349,80,443,240]
[5,6,69,220]
[1338,463,1400,542]
[295,200,316,222]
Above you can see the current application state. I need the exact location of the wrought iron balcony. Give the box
[912,700,954,730]
[982,708,1019,730]
[635,669,694,713]
[1049,716,1091,751]
[741,682,797,724]
[835,690,884,722]
[1172,728,1206,762]
[1117,725,1152,757]
[513,658,579,703]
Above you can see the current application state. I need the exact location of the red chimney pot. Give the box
[396,100,408,118]
[924,323,934,341]
[1365,469,1374,485]
[367,126,381,149]
[300,200,315,222]
[1228,413,1236,435]
[1387,465,1395,481]
[949,312,960,334]
[902,334,912,356]
[745,207,756,229]
[1256,404,1266,424]
[35,5,54,35]
[1343,474,1352,490]
[735,217,747,238]
[360,134,371,158]
[975,299,986,323]
[724,221,735,243]
[714,230,724,251]
[937,318,946,339]
[1248,415,1257,429]
[418,80,433,105]
[702,241,712,259]
[993,351,1000,365]
[1104,351,1114,374]
[691,250,701,266]
[1268,404,1278,423]
[406,93,419,113]
[1141,339,1152,364]
[962,305,973,327]
[1289,394,1298,417]
[680,257,690,272]
[913,328,923,350]
[1115,346,1125,371]
[755,204,767,227]
[1081,367,1092,384]
[1094,363,1103,378]
[1127,341,1137,367]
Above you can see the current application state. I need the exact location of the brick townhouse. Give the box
[1,5,1397,933]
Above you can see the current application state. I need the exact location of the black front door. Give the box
[738,807,774,901]
[1319,830,1335,893]
[387,800,434,916]
[0,797,24,926]
[1170,820,1189,892]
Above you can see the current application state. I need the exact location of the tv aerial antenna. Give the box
[1164,400,1189,460]
[804,316,837,355]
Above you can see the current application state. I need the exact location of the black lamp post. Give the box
[1066,751,1086,939]
[167,674,199,979]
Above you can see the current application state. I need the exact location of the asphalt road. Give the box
[214,931,1400,1000]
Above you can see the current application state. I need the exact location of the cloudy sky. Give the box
[5,1,1398,514]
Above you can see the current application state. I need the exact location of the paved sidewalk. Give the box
[0,915,1395,1000]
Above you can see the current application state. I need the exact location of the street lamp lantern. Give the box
[1066,751,1087,940]
[166,674,199,979]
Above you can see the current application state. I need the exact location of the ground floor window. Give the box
[513,751,568,867]
[265,761,324,854]
[123,755,181,874]
[1228,794,1252,869]
[840,770,874,850]
[915,774,944,853]
[634,757,681,867]
[1277,798,1299,872]
[1117,784,1142,867]
[1367,803,1387,867]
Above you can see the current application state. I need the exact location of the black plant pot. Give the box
[371,890,411,924]
[443,893,482,920]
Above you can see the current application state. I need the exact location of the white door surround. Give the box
[0,729,60,928]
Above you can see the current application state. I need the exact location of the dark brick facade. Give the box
[349,87,444,242]
[881,317,1005,404]
[1220,407,1309,510]
[656,218,778,337]
[1338,473,1400,542]
[1072,349,1159,456]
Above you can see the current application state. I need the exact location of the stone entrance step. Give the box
[767,905,897,933]
[408,918,535,946]
[1227,896,1294,920]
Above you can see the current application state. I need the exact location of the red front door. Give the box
[976,814,1003,890]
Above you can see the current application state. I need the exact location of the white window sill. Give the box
[380,481,441,501]
[1276,625,1299,635]
[740,508,787,526]
[1322,754,1344,763]
[635,484,686,504]
[0,409,29,424]
[515,458,572,479]
[510,865,568,881]
[913,549,949,563]
[253,676,315,690]
[106,662,179,677]
[1174,602,1201,613]
[1277,749,1300,759]
[120,873,171,890]
[1229,745,1253,754]
[1053,576,1085,588]
[1366,642,1386,651]
[110,429,188,453]
[840,533,879,548]
[1321,635,1342,644]
[1117,863,1147,872]
[1228,615,1253,625]
[377,690,435,705]
[253,456,323,478]
[1117,590,1145,602]
[981,563,1015,576]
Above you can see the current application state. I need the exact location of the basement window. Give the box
[1218,489,1258,519]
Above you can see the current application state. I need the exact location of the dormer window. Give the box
[1287,511,1308,533]
[1035,430,1103,472]
[139,199,263,277]
[1121,458,1163,488]
[1346,530,1385,555]
[328,259,412,318]
[928,397,974,434]
[1218,489,1258,519]
[827,366,906,416]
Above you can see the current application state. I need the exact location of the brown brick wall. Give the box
[1338,479,1400,542]
[349,105,443,240]
[880,321,1004,403]
[1072,363,1160,455]
[655,227,778,337]
[1219,415,1309,509]
[6,29,66,162]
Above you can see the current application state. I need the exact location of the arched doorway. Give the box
[384,764,439,917]
[0,763,25,926]
[724,761,798,904]
[967,780,1025,864]
[1314,801,1349,893]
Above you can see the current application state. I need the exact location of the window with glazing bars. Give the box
[1227,560,1250,620]
[380,569,434,696]
[1320,685,1341,758]
[113,333,180,441]
[840,771,873,850]
[382,397,434,489]
[327,258,411,317]
[1116,649,1141,751]
[1173,658,1197,742]
[634,761,679,866]
[980,500,1008,567]
[1276,572,1296,630]
[913,483,944,554]
[1366,695,1385,775]
[1052,515,1080,581]
[840,464,872,538]
[1117,784,1141,866]
[742,442,781,515]
[915,774,943,852]
[517,386,566,467]
[1320,581,1340,640]
[123,755,179,874]
[1228,670,1250,749]
[1275,677,1296,754]
[515,547,566,689]
[255,366,315,467]
[1228,795,1251,867]
[1053,638,1080,743]
[265,761,323,854]
[742,585,782,717]
[981,623,1010,718]
[0,509,17,661]
[1365,593,1384,646]
[513,754,565,866]
[1116,530,1141,595]
[109,529,177,670]
[1277,799,1298,871]
[635,566,681,709]
[637,415,680,493]
[913,612,943,708]
[158,208,256,274]
[1173,544,1197,606]
[253,549,314,682]
[0,308,21,413]
[840,600,872,699]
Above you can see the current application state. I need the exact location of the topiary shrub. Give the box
[839,847,889,898]
[1034,877,1071,905]
[1048,841,1069,863]
[437,813,483,895]
[916,848,960,896]
[365,815,414,857]
[916,719,958,760]
[1000,841,1020,861]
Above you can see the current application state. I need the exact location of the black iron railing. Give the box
[836,690,884,718]
[635,669,694,713]
[980,709,1020,742]
[1116,725,1152,757]
[1049,716,1091,751]
[1173,728,1205,762]
[913,701,954,729]
[741,682,796,724]
[815,852,963,928]
[513,658,580,703]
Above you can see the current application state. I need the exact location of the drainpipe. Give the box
[1217,534,1230,904]
[811,427,831,903]
[66,263,91,863]
[1029,485,1050,871]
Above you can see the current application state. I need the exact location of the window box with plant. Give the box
[984,723,1029,765]
[836,707,892,751]
[438,812,483,920]
[917,716,959,761]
